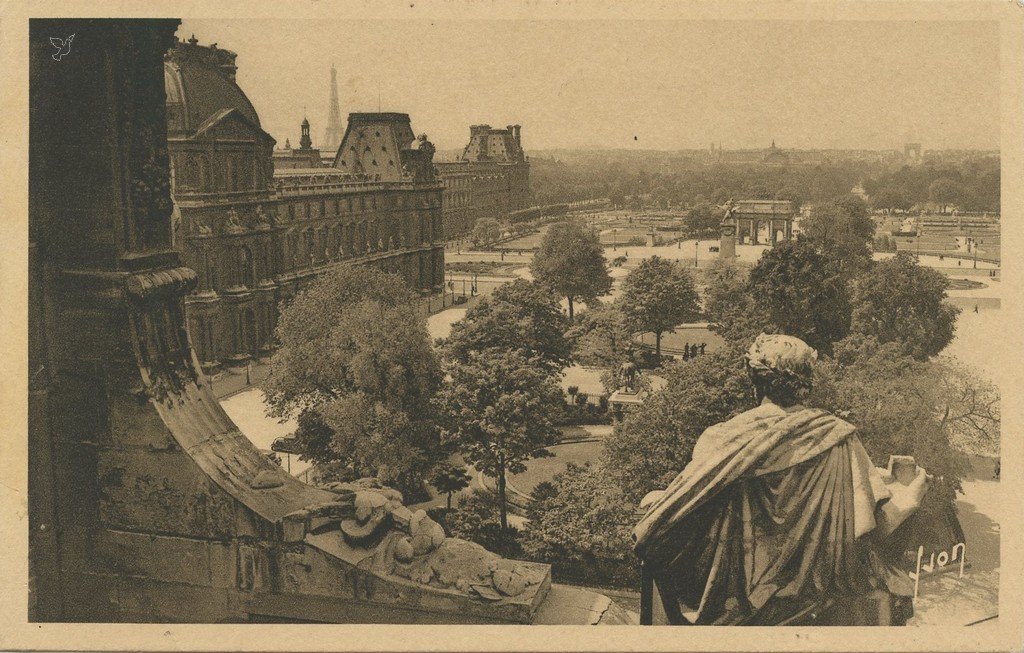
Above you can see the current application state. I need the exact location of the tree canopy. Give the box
[531,221,613,321]
[702,258,771,345]
[565,301,634,368]
[429,462,472,512]
[809,336,973,548]
[521,463,640,588]
[870,186,913,213]
[928,177,967,213]
[443,278,572,374]
[850,251,960,360]
[470,217,502,247]
[601,348,755,504]
[619,256,701,357]
[747,239,852,354]
[261,266,441,494]
[799,195,875,268]
[438,348,564,529]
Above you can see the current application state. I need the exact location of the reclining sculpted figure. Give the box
[633,333,929,625]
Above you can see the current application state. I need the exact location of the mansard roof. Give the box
[332,112,425,182]
[192,107,273,144]
[164,39,262,138]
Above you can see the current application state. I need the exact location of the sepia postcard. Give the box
[1,0,1022,651]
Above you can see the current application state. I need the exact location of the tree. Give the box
[619,256,700,358]
[443,279,572,374]
[470,217,502,247]
[445,489,523,558]
[747,239,852,355]
[531,221,613,321]
[775,185,808,211]
[929,177,966,214]
[602,348,755,504]
[702,258,771,345]
[800,195,875,268]
[850,252,961,360]
[565,301,633,367]
[521,463,640,588]
[429,462,472,512]
[316,392,431,491]
[439,349,564,530]
[262,266,442,495]
[934,357,1000,458]
[685,202,721,234]
[870,185,913,213]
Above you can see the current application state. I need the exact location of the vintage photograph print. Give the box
[17,7,1019,647]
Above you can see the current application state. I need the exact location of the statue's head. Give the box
[745,333,817,407]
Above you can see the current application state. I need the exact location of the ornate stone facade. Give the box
[166,40,444,372]
[435,124,532,239]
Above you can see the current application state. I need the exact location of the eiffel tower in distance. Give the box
[321,64,344,155]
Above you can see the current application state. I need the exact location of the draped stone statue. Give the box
[633,334,930,625]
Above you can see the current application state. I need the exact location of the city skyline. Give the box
[179,18,999,154]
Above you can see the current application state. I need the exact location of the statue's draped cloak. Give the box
[632,402,912,625]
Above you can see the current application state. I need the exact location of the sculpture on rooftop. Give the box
[282,477,544,600]
[633,334,931,625]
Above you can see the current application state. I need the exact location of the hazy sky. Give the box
[178,19,999,152]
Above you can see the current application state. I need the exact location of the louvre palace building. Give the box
[165,37,446,372]
[435,124,532,238]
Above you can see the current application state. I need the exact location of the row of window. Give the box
[194,214,442,293]
[279,191,442,222]
[173,151,270,194]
